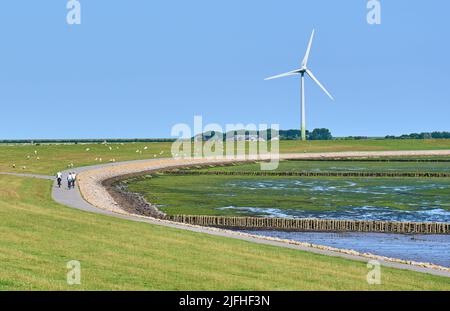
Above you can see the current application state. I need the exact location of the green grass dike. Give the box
[0,174,449,290]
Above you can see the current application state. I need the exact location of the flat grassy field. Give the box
[0,174,449,290]
[0,139,449,175]
[125,173,450,216]
[278,139,450,153]
[0,142,174,175]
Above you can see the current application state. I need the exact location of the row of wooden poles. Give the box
[168,215,450,234]
[287,158,450,163]
[164,170,450,178]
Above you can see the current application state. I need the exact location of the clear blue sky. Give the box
[0,1,449,139]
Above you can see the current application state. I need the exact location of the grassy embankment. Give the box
[0,139,449,175]
[1,174,449,290]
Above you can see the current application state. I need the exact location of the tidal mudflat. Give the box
[126,174,450,219]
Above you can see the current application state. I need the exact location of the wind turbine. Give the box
[265,30,334,141]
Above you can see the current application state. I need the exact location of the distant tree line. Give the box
[3,130,448,144]
[385,132,450,140]
[308,128,333,140]
[277,128,333,140]
[334,136,371,140]
[196,128,334,141]
[0,138,176,144]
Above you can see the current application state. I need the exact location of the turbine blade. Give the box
[264,69,301,80]
[302,29,315,67]
[306,69,334,100]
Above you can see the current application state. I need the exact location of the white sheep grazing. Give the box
[86,148,90,151]
[144,146,148,150]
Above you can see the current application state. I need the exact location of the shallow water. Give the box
[217,205,450,222]
[238,230,450,267]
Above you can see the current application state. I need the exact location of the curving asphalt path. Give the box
[2,152,450,278]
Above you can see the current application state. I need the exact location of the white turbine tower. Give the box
[265,30,334,141]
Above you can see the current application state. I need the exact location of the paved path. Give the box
[2,151,450,278]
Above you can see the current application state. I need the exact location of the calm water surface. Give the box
[238,230,450,267]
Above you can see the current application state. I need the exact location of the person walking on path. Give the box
[67,173,73,189]
[71,172,77,188]
[56,172,62,188]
